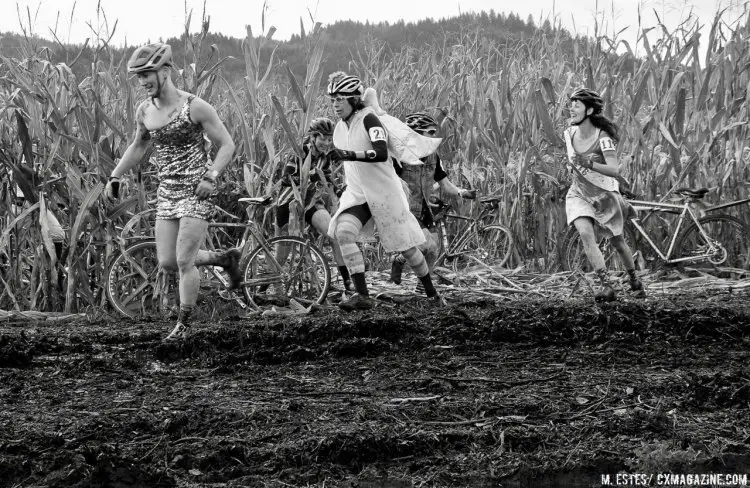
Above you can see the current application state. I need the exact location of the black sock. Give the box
[338,266,351,282]
[352,272,368,296]
[419,274,437,297]
[178,306,193,327]
[627,268,637,280]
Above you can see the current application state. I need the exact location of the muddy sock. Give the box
[351,273,369,296]
[338,266,350,282]
[626,268,637,281]
[178,306,193,327]
[418,274,437,298]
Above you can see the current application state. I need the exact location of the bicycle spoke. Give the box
[242,237,330,306]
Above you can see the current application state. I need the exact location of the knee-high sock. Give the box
[402,247,437,297]
[402,247,429,277]
[334,213,365,275]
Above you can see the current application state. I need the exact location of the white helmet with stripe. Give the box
[327,73,364,96]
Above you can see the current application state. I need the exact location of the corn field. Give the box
[1,7,750,312]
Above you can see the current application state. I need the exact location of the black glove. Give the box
[329,149,355,162]
[459,188,477,200]
[576,154,596,170]
[105,177,120,200]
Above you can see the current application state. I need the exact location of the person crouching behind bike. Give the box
[106,43,242,340]
[275,117,352,291]
[325,71,446,310]
[564,88,643,300]
[390,112,476,291]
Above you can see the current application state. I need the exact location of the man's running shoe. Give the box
[390,257,405,284]
[221,248,243,290]
[339,293,377,311]
[164,322,189,341]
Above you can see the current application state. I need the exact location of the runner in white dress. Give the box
[325,72,446,310]
[564,88,644,300]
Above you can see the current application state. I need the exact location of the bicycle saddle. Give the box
[239,195,273,206]
[675,187,709,199]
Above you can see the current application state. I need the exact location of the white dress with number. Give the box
[328,106,426,253]
[563,126,628,237]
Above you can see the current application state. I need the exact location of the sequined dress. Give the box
[148,95,213,220]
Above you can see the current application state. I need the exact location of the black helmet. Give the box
[570,88,604,114]
[308,117,334,136]
[405,112,438,133]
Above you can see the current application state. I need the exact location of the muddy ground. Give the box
[1,284,749,487]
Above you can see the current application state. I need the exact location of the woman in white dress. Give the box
[564,88,644,300]
[325,72,446,310]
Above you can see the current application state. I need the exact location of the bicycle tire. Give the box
[673,214,750,271]
[442,224,513,271]
[241,236,331,307]
[465,224,513,267]
[560,224,638,273]
[106,239,173,319]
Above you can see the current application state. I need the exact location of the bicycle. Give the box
[560,187,750,273]
[105,195,331,319]
[429,195,514,271]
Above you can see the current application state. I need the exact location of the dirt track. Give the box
[1,287,749,487]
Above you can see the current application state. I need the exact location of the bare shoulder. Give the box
[135,100,151,122]
[187,96,217,122]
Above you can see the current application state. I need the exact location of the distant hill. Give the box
[0,10,564,86]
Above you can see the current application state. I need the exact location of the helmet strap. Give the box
[153,72,163,102]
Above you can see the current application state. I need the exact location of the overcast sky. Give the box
[0,0,745,53]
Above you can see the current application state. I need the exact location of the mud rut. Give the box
[1,291,749,487]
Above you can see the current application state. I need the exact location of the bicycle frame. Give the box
[204,218,293,310]
[437,203,496,258]
[705,197,750,214]
[628,199,719,264]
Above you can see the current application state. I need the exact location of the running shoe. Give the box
[339,293,378,311]
[164,322,189,341]
[221,248,243,290]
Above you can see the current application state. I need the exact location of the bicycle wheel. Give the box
[242,236,331,307]
[561,224,638,272]
[106,240,174,318]
[450,224,514,270]
[674,214,750,271]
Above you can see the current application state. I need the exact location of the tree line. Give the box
[0,9,566,86]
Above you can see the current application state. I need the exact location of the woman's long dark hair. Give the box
[588,112,620,143]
